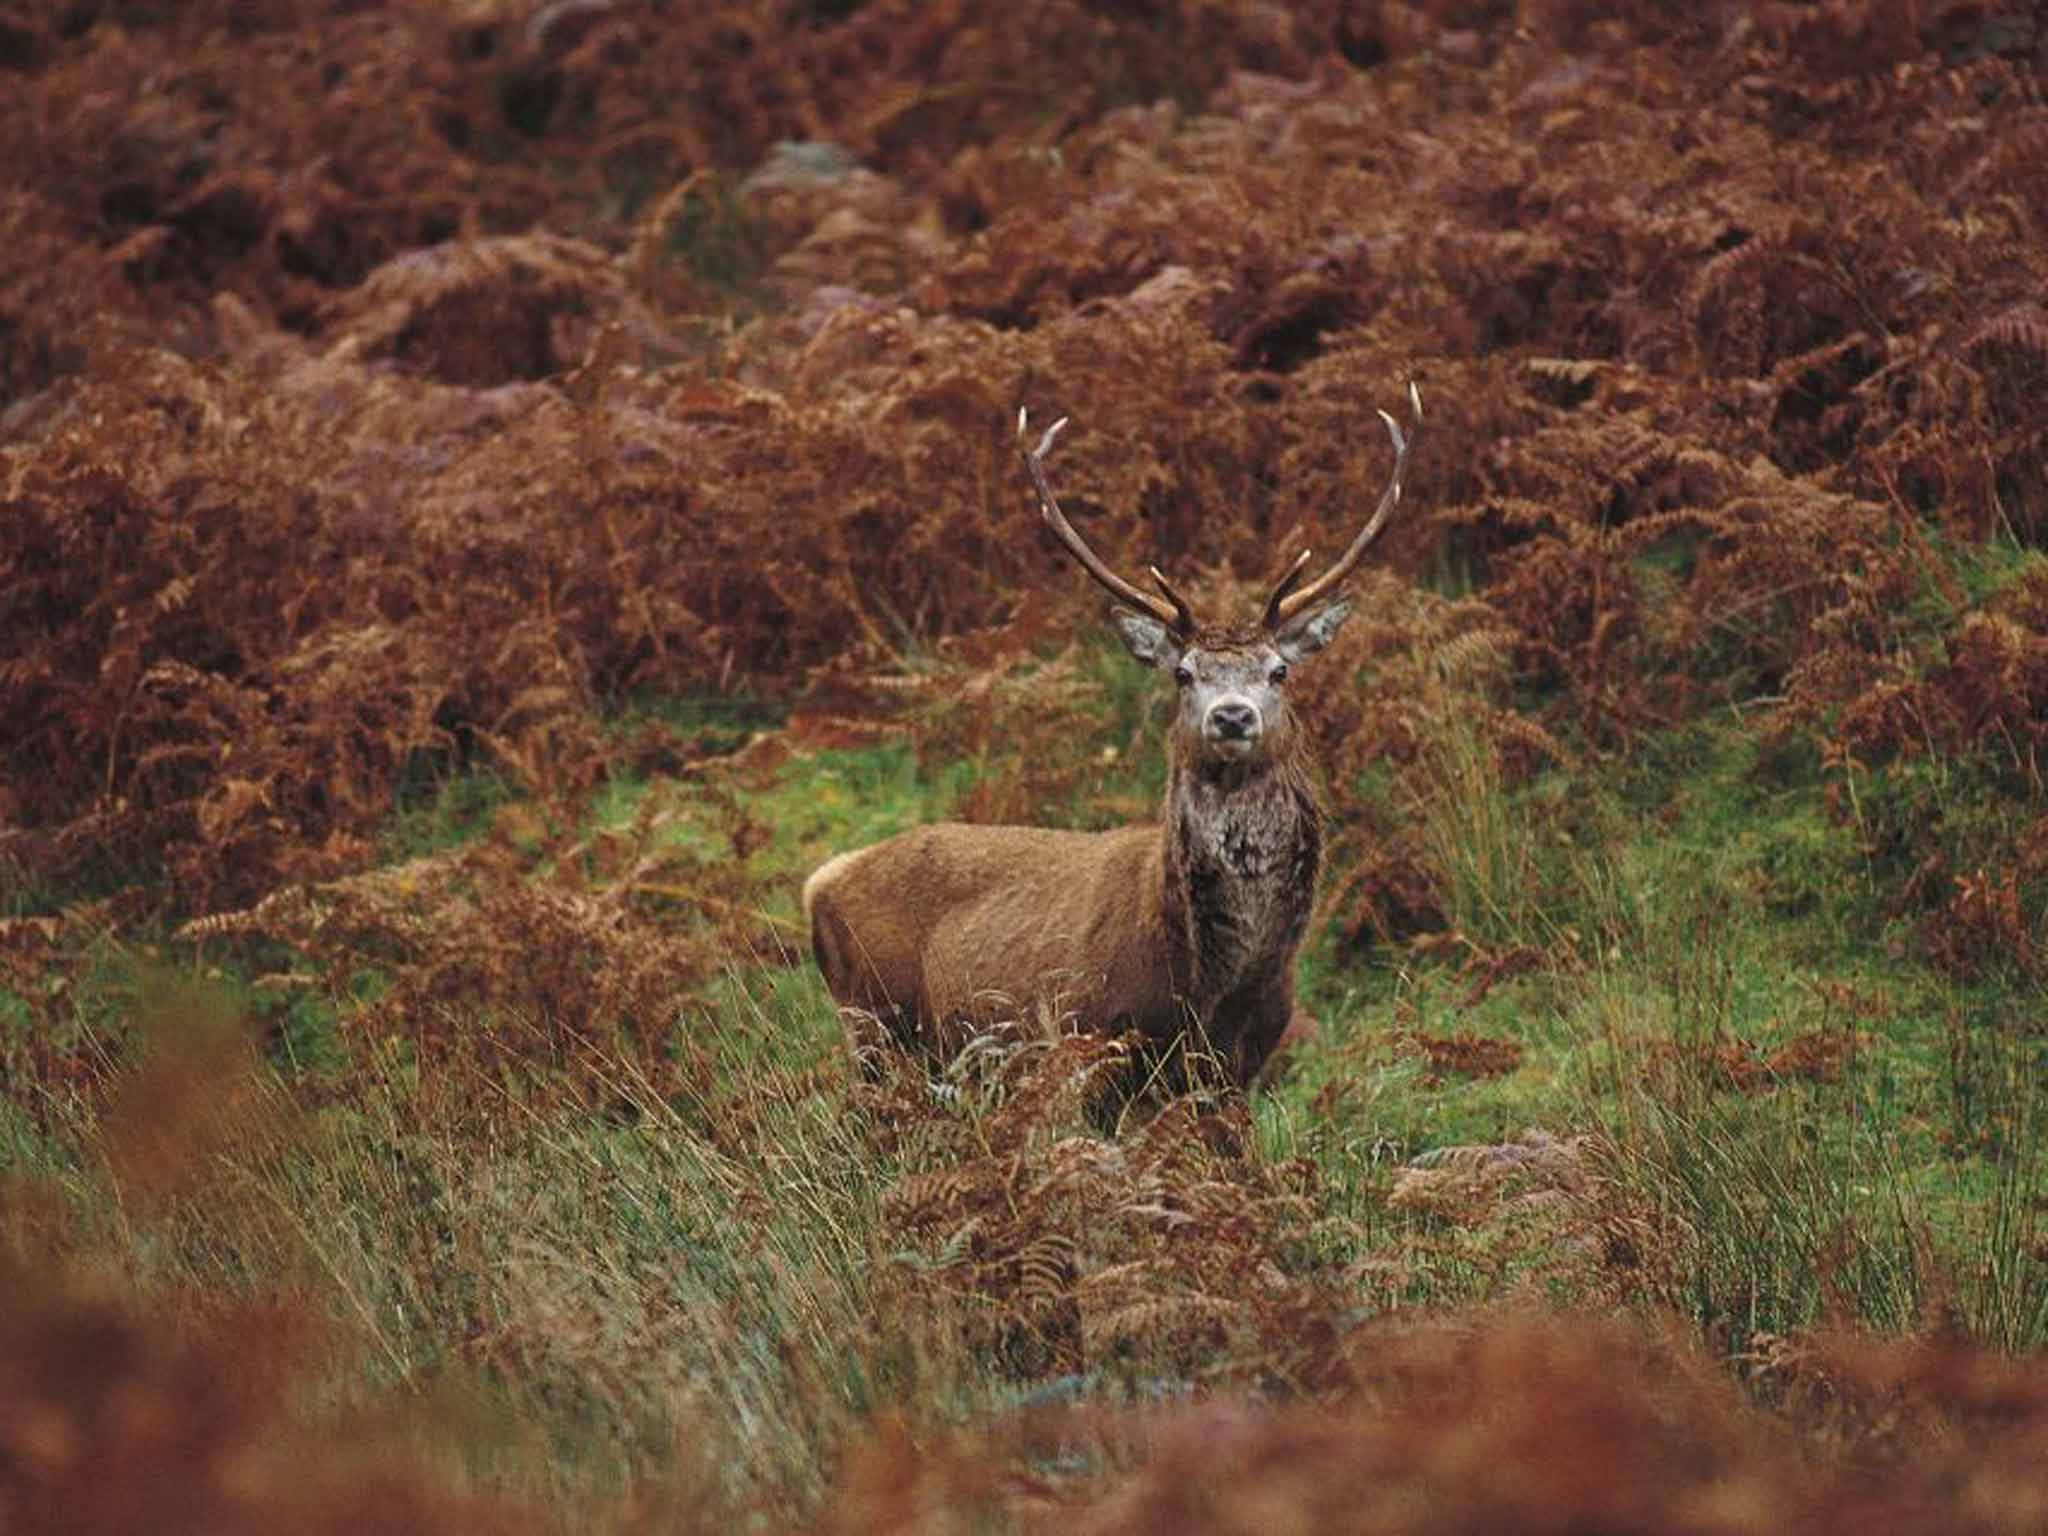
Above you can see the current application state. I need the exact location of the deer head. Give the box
[1016,382,1421,772]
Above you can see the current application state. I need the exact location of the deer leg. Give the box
[1256,1005,1319,1086]
[1207,980,1298,1088]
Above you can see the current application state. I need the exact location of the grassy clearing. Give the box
[14,639,2045,1282]
[6,630,2048,1528]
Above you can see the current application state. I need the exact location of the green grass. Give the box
[7,634,2048,1527]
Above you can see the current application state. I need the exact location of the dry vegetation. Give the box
[5,0,2048,1530]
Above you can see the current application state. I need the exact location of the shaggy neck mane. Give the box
[1160,738,1324,1006]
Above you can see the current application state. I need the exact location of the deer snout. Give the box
[1205,698,1262,754]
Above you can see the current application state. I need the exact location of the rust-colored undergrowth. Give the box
[5,1,2048,1530]
[5,0,2044,923]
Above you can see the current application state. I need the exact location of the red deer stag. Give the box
[804,384,1421,1090]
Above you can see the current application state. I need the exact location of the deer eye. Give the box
[1269,662,1289,685]
[1173,664,1194,689]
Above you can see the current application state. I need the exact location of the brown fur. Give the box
[804,630,1328,1090]
[808,387,1414,1092]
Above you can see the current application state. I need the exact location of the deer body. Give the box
[805,711,1322,1082]
[806,821,1181,1062]
[805,386,1420,1089]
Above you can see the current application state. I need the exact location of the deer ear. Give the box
[1273,597,1352,663]
[1113,607,1182,670]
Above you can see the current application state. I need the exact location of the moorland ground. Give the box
[4,2,2048,1531]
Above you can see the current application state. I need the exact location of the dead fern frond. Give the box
[1087,1293,1247,1350]
[1432,629,1510,689]
[883,1168,986,1225]
[1966,305,2048,364]
[1390,1128,1596,1227]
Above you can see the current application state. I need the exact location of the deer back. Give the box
[804,820,1179,1056]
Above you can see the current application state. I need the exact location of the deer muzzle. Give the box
[1204,698,1262,757]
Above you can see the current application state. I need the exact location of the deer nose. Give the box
[1208,701,1260,741]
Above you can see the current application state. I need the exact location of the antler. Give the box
[1263,381,1423,630]
[1018,408,1197,636]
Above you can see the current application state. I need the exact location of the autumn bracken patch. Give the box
[7,2,2048,1532]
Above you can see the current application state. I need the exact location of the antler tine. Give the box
[1018,407,1191,635]
[1259,548,1316,630]
[1146,565,1199,636]
[1266,381,1422,630]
